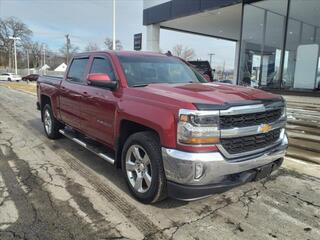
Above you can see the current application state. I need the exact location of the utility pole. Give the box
[208,53,215,68]
[112,0,116,50]
[65,34,70,64]
[223,60,226,79]
[9,36,21,75]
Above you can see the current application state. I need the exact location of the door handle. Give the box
[83,91,88,95]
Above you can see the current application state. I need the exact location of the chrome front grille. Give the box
[218,101,286,159]
[220,109,282,129]
[220,128,281,155]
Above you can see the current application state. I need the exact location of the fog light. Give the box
[194,163,204,179]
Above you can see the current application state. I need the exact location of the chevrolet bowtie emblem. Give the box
[259,124,272,133]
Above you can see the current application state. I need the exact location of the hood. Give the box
[127,82,282,109]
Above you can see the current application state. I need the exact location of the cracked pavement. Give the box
[0,86,319,240]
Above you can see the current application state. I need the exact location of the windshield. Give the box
[118,55,207,87]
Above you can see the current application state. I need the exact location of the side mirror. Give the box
[87,73,117,90]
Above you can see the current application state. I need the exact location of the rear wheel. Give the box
[42,104,63,139]
[122,131,167,203]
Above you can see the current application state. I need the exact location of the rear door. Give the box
[80,55,118,146]
[59,57,89,130]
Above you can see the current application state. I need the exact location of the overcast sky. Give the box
[0,0,236,69]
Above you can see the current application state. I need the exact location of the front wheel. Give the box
[42,104,63,139]
[122,131,167,204]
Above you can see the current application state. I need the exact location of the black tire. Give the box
[42,104,63,139]
[121,131,167,204]
[8,78,11,81]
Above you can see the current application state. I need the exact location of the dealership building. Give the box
[143,0,320,92]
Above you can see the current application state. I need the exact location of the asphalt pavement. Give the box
[0,86,319,240]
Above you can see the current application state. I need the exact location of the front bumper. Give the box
[162,133,288,200]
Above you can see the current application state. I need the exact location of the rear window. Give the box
[1,73,9,76]
[67,58,89,83]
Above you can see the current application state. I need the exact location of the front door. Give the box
[80,55,118,146]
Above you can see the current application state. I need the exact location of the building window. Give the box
[239,0,288,89]
[283,0,320,90]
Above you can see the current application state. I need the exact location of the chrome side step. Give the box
[59,129,115,165]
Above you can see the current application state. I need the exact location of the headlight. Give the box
[177,109,220,145]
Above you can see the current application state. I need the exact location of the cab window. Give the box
[67,58,89,83]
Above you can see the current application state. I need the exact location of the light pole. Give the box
[9,36,21,75]
[26,49,30,75]
[112,0,116,50]
[43,45,46,75]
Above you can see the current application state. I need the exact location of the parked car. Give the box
[37,51,288,203]
[219,79,233,84]
[22,74,39,82]
[0,73,21,81]
[188,60,214,82]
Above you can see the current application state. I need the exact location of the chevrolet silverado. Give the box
[37,51,288,203]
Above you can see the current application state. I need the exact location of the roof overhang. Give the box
[144,0,243,41]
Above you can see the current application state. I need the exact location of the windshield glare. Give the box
[119,55,207,86]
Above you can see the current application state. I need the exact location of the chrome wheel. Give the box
[44,109,52,135]
[125,145,152,193]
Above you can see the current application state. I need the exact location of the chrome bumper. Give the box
[162,133,288,186]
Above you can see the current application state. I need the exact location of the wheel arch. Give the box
[115,120,160,168]
[40,94,52,121]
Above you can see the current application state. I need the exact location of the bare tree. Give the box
[172,44,196,60]
[0,17,32,67]
[84,42,100,51]
[24,41,42,68]
[104,38,123,51]
[59,42,79,63]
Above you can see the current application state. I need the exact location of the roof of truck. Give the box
[77,50,168,58]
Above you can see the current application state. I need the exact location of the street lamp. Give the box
[9,36,21,75]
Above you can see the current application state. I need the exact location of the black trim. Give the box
[278,0,290,90]
[143,0,242,26]
[167,158,283,200]
[160,26,238,42]
[243,0,262,3]
[236,2,245,85]
[194,98,284,111]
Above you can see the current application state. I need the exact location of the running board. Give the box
[59,129,115,165]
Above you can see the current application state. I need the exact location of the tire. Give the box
[8,78,11,81]
[42,104,63,139]
[121,131,167,204]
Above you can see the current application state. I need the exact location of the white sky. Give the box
[0,0,236,69]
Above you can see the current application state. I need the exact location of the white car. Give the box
[0,73,22,81]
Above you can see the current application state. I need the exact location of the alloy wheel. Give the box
[125,144,152,193]
[44,109,52,135]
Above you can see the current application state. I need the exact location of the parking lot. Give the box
[0,85,320,240]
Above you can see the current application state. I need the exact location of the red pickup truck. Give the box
[37,51,288,203]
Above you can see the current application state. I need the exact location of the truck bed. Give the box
[37,75,63,87]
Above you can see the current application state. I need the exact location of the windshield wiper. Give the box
[132,84,149,87]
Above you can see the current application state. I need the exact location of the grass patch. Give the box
[0,82,36,95]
